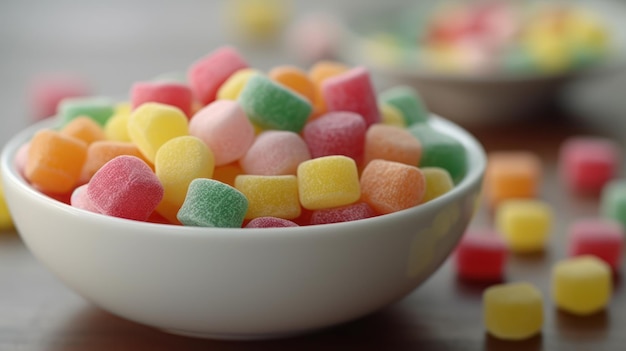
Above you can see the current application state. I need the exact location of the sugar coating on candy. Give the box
[559,136,619,195]
[321,66,381,127]
[188,100,255,166]
[235,175,301,220]
[216,68,261,100]
[378,85,429,126]
[58,96,115,127]
[245,217,299,228]
[483,282,543,341]
[600,179,626,228]
[408,123,466,184]
[70,184,100,213]
[568,218,624,270]
[363,124,422,167]
[302,111,366,161]
[240,130,311,175]
[485,151,542,207]
[552,255,612,316]
[379,102,405,128]
[0,182,13,230]
[177,178,248,228]
[454,230,507,281]
[421,167,454,202]
[60,116,106,145]
[81,141,152,183]
[127,102,189,163]
[25,130,88,194]
[310,202,376,225]
[269,65,317,103]
[297,155,361,210]
[496,199,553,253]
[87,156,164,221]
[104,103,132,142]
[238,74,312,133]
[155,136,215,224]
[130,81,193,117]
[360,159,425,215]
[188,46,249,105]
[308,60,349,115]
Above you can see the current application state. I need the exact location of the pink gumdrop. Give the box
[302,111,367,161]
[322,66,381,127]
[187,46,248,106]
[239,130,311,175]
[245,217,300,228]
[568,218,624,271]
[29,73,91,120]
[70,184,100,213]
[189,100,255,166]
[87,155,163,221]
[310,202,376,225]
[559,136,620,195]
[454,230,507,282]
[15,143,30,177]
[131,81,193,118]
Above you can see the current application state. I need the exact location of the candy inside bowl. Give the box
[338,0,626,125]
[1,112,485,340]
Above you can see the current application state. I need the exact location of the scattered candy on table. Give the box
[484,151,542,208]
[551,255,612,316]
[567,218,624,271]
[483,282,544,341]
[495,199,553,253]
[600,179,626,229]
[454,230,507,282]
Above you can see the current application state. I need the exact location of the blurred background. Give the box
[2,0,626,146]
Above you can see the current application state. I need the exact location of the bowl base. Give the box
[161,327,318,341]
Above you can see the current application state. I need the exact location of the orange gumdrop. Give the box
[308,60,349,116]
[363,124,422,167]
[484,151,542,208]
[25,129,88,194]
[213,162,245,187]
[268,66,317,104]
[360,159,425,214]
[61,115,106,145]
[81,140,154,183]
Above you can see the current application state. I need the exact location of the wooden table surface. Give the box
[1,112,624,351]
[2,1,626,350]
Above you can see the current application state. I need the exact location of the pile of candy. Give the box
[453,136,624,340]
[13,46,468,229]
[361,0,611,75]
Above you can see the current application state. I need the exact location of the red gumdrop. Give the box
[454,230,507,281]
[302,111,367,162]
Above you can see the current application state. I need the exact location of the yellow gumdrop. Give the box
[127,102,189,163]
[217,68,261,100]
[524,33,571,73]
[0,182,13,231]
[226,0,291,42]
[483,282,544,341]
[235,175,301,220]
[379,102,406,128]
[552,255,612,316]
[297,155,360,210]
[496,199,553,253]
[155,136,215,224]
[421,167,454,203]
[104,103,132,142]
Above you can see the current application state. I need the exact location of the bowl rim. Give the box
[0,114,486,239]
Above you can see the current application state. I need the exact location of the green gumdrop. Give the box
[238,74,312,133]
[177,178,248,228]
[58,96,116,127]
[600,180,626,228]
[408,123,467,184]
[379,85,429,126]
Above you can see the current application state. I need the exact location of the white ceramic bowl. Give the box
[1,116,485,340]
[338,0,626,125]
